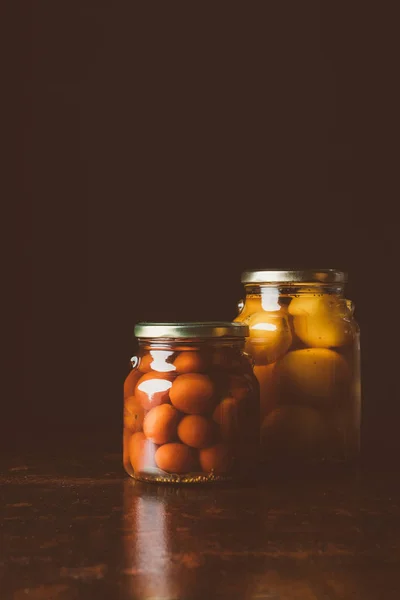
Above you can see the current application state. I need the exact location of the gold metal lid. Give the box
[241,269,347,284]
[134,322,249,339]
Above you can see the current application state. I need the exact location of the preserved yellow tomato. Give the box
[274,348,349,408]
[289,295,353,348]
[244,311,292,365]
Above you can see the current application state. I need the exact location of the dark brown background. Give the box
[6,3,399,457]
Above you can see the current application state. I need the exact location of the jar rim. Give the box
[241,269,347,284]
[134,322,249,339]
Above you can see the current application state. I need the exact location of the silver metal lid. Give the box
[134,322,249,339]
[241,269,347,284]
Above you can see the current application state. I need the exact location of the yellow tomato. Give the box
[274,348,350,408]
[289,295,353,348]
[245,311,292,365]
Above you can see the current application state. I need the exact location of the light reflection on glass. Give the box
[150,350,176,372]
[251,322,277,332]
[137,378,172,398]
[261,288,280,312]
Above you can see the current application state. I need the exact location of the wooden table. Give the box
[1,454,399,599]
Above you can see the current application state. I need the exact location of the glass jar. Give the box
[123,322,259,484]
[234,269,361,466]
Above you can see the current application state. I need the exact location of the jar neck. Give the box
[244,283,345,297]
[138,338,245,351]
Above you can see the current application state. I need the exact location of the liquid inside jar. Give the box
[235,285,361,466]
[123,340,259,484]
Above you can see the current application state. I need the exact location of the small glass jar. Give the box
[123,322,259,484]
[234,269,361,466]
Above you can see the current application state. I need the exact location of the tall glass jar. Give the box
[234,270,361,466]
[123,322,259,484]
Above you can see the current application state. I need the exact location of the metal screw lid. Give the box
[241,269,347,284]
[134,322,249,339]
